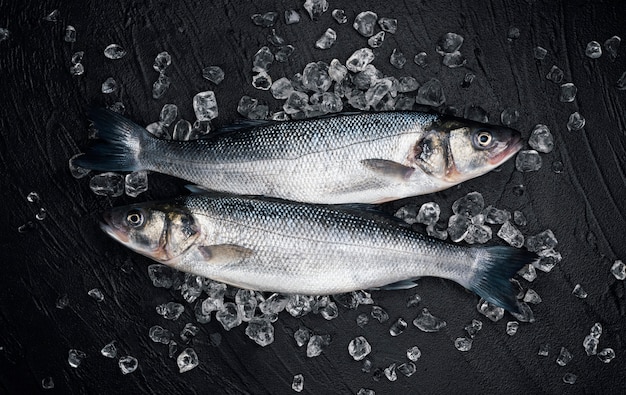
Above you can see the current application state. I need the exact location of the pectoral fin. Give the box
[196,244,254,265]
[361,159,415,181]
[369,278,420,291]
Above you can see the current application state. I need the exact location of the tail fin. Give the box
[469,246,537,313]
[74,108,148,172]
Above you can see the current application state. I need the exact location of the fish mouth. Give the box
[99,210,130,243]
[489,134,523,165]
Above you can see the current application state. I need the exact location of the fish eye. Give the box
[475,130,493,148]
[126,209,145,228]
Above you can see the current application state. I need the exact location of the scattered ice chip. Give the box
[156,302,185,320]
[533,46,548,60]
[152,73,171,99]
[266,29,285,46]
[610,260,625,280]
[462,72,476,88]
[506,321,519,336]
[384,363,397,381]
[583,334,599,356]
[465,223,492,244]
[71,51,84,65]
[148,264,180,289]
[572,284,588,299]
[357,389,375,395]
[104,44,126,60]
[389,318,408,336]
[177,348,199,373]
[617,71,626,90]
[320,300,339,320]
[454,337,472,351]
[546,65,564,83]
[528,124,554,153]
[513,211,527,226]
[604,36,621,61]
[465,105,488,122]
[160,104,178,126]
[368,31,385,48]
[348,336,372,360]
[406,346,422,362]
[397,76,419,93]
[294,327,312,347]
[559,83,577,102]
[538,344,550,357]
[477,299,504,322]
[56,294,69,309]
[447,214,470,243]
[394,95,415,111]
[512,301,535,323]
[464,319,483,338]
[68,349,86,368]
[43,9,60,22]
[585,41,602,58]
[356,313,369,328]
[280,10,299,25]
[41,377,54,389]
[526,230,558,252]
[64,25,77,42]
[216,302,242,330]
[497,221,524,248]
[378,17,397,34]
[328,58,348,83]
[153,51,172,73]
[286,295,314,317]
[118,356,138,374]
[436,32,464,54]
[169,341,179,358]
[146,121,169,139]
[0,27,8,42]
[353,11,378,37]
[406,293,421,308]
[366,79,393,107]
[315,28,336,50]
[331,9,348,24]
[284,91,309,114]
[90,172,124,197]
[453,192,484,216]
[413,308,447,332]
[500,108,519,126]
[556,347,573,366]
[371,306,389,323]
[180,323,200,343]
[304,0,328,20]
[252,46,274,72]
[307,334,329,357]
[566,112,585,131]
[346,48,375,72]
[258,293,288,316]
[201,66,225,85]
[483,206,510,225]
[442,51,466,68]
[251,12,279,27]
[245,317,274,346]
[414,52,428,67]
[597,348,615,363]
[252,71,272,90]
[390,48,407,69]
[292,374,304,392]
[101,77,118,94]
[302,61,332,92]
[524,289,542,304]
[507,27,521,40]
[563,373,577,385]
[516,150,542,172]
[416,78,445,107]
[125,171,148,197]
[275,45,295,63]
[193,91,218,121]
[70,63,85,76]
[26,191,40,204]
[534,248,561,272]
[101,341,117,358]
[395,362,415,378]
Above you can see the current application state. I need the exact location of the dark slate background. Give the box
[1,0,625,394]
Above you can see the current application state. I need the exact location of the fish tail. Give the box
[74,108,149,172]
[469,246,537,313]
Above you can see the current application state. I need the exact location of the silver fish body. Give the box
[77,110,522,204]
[102,193,535,312]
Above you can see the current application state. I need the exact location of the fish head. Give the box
[415,119,522,183]
[101,202,200,263]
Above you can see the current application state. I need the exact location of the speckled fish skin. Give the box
[77,109,522,204]
[101,193,535,312]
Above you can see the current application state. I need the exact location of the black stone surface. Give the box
[1,1,625,394]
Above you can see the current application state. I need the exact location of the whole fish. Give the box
[76,109,522,204]
[101,192,535,312]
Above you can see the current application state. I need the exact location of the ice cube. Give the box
[156,302,185,320]
[477,299,504,322]
[152,73,171,99]
[403,346,421,363]
[371,306,389,323]
[251,12,279,27]
[148,264,181,288]
[100,341,117,358]
[397,76,419,93]
[442,51,466,68]
[274,45,295,63]
[546,65,564,83]
[394,95,415,111]
[304,0,328,20]
[103,44,126,60]
[590,322,602,338]
[406,293,421,308]
[617,71,626,90]
[597,348,615,363]
[251,71,271,90]
[389,318,407,336]
[56,294,69,309]
[464,319,483,338]
[538,344,550,356]
[500,108,519,126]
[292,374,304,392]
[378,17,397,34]
[0,27,8,42]
[528,124,554,153]
[507,27,521,40]
[454,337,472,351]
[320,301,339,320]
[365,79,393,107]
[252,46,274,72]
[90,172,125,197]
[294,327,312,347]
[118,356,138,374]
[390,48,407,69]
[177,348,199,373]
[483,206,511,225]
[307,334,329,357]
[282,9,299,25]
[179,323,200,343]
[533,46,548,60]
[384,363,397,381]
[447,214,470,242]
[604,36,621,61]
[583,334,599,356]
[125,171,148,197]
[43,9,60,22]
[200,66,225,85]
[70,63,85,76]
[516,150,542,172]
[152,51,171,73]
[328,58,348,82]
[524,289,542,304]
[506,321,519,336]
[368,31,385,48]
[357,389,375,395]
[436,32,464,54]
[559,83,577,102]
[413,308,447,332]
[193,91,218,121]
[526,230,558,252]
[497,221,524,248]
[414,52,428,67]
[302,61,332,92]
[556,347,572,366]
[566,111,585,131]
[348,336,372,361]
[101,77,118,94]
[245,317,274,346]
[315,28,336,49]
[216,302,242,330]
[353,11,378,37]
[346,48,375,72]
[69,51,84,66]
[168,341,179,359]
[561,372,577,385]
[572,284,588,299]
[258,293,288,316]
[286,294,315,317]
[610,260,625,280]
[585,41,602,58]
[416,78,445,107]
[171,119,192,141]
[41,377,54,389]
[68,349,86,368]
[331,9,347,24]
[465,223,492,244]
[64,25,76,42]
[266,29,285,47]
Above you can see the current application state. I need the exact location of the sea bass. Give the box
[76,109,522,204]
[100,193,535,312]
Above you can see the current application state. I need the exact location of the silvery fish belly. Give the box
[76,109,523,204]
[101,193,536,312]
